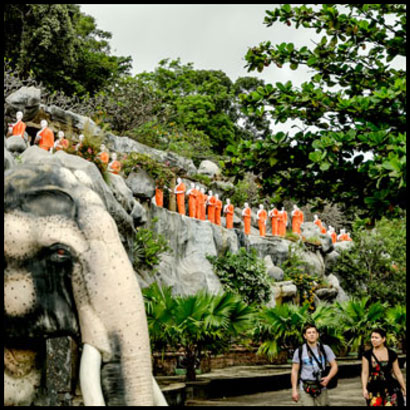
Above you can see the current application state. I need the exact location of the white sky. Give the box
[78,4,404,154]
[79,4,316,86]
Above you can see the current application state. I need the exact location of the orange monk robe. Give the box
[99,151,109,164]
[292,210,304,234]
[243,207,252,235]
[215,199,223,226]
[175,182,186,215]
[270,208,279,236]
[11,120,26,138]
[314,219,323,230]
[321,226,327,234]
[188,188,198,218]
[55,138,69,151]
[207,196,216,223]
[224,204,234,229]
[277,212,287,237]
[345,235,352,241]
[196,191,203,219]
[109,160,122,175]
[331,231,337,244]
[338,233,350,241]
[38,128,55,151]
[155,188,163,207]
[257,209,268,237]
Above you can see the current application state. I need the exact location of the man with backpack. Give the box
[291,324,338,406]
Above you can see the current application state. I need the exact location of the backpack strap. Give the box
[319,343,328,364]
[297,344,305,382]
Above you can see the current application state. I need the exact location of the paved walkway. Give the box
[186,372,406,407]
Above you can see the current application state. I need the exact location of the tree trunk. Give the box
[168,176,176,212]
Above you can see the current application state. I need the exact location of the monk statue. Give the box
[108,153,121,175]
[155,184,164,207]
[257,204,267,237]
[34,120,54,151]
[337,228,347,241]
[187,183,198,218]
[8,111,27,141]
[207,190,216,223]
[277,207,288,237]
[195,185,203,220]
[327,225,337,244]
[242,202,252,235]
[223,198,234,229]
[98,144,109,164]
[291,204,304,235]
[269,205,279,236]
[174,177,186,215]
[54,131,69,152]
[75,134,85,151]
[215,194,223,226]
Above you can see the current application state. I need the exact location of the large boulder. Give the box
[290,242,326,277]
[149,206,240,295]
[40,104,101,136]
[125,170,156,200]
[326,274,349,302]
[264,255,284,281]
[106,133,197,176]
[300,222,321,239]
[198,160,221,178]
[241,234,290,267]
[5,135,27,153]
[5,86,41,120]
[4,146,15,170]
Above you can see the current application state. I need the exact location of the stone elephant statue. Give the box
[4,163,167,406]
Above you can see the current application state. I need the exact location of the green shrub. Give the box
[207,247,271,305]
[331,216,406,305]
[133,218,171,271]
[281,246,325,310]
[121,152,175,188]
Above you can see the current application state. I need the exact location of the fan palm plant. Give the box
[335,296,389,357]
[254,303,308,361]
[173,291,255,380]
[144,284,255,381]
[385,305,406,353]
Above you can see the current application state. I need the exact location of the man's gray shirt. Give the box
[292,343,336,390]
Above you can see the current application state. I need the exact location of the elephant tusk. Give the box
[80,343,106,406]
[152,376,168,406]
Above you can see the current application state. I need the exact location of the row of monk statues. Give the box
[156,178,352,242]
[6,113,352,241]
[6,113,121,174]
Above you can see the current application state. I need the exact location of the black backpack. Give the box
[297,343,338,389]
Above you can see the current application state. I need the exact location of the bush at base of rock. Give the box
[207,247,271,305]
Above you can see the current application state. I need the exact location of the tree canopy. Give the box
[135,58,271,154]
[4,4,132,95]
[227,4,406,222]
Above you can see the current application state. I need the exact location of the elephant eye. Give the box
[49,244,73,262]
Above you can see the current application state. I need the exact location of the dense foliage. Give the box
[331,215,406,306]
[207,248,271,305]
[228,4,406,221]
[143,282,255,380]
[133,218,171,271]
[4,4,132,95]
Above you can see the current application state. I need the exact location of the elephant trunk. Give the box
[74,205,154,405]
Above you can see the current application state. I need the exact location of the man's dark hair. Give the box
[303,323,318,334]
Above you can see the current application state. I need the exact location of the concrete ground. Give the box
[186,371,406,407]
